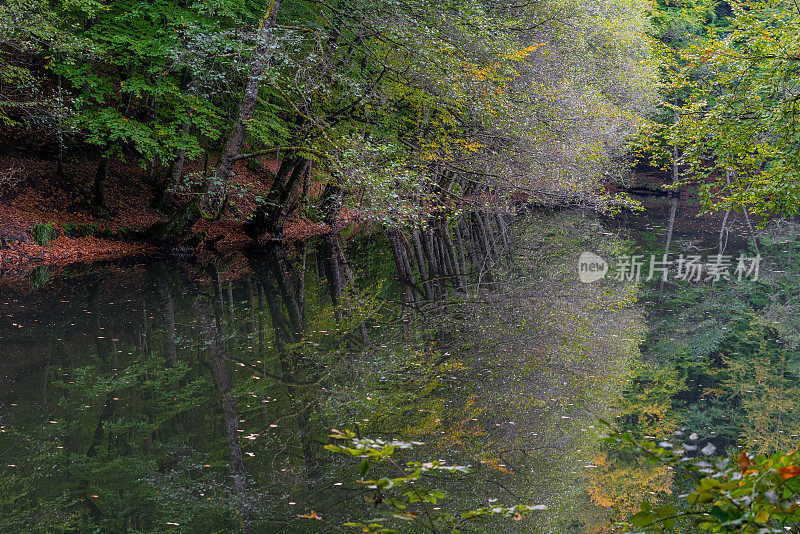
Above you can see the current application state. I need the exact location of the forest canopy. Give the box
[1,0,656,238]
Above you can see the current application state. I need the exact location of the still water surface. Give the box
[1,200,795,533]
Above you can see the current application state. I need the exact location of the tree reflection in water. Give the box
[1,211,646,533]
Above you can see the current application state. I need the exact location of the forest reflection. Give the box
[1,211,643,533]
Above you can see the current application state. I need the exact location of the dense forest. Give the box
[1,0,655,252]
[2,0,800,533]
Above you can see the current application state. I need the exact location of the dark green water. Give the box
[1,204,796,533]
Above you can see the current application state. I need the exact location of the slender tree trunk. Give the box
[659,198,678,298]
[472,213,489,259]
[140,300,151,358]
[204,0,284,216]
[495,213,512,262]
[93,157,109,209]
[387,228,420,302]
[725,170,761,257]
[56,74,64,177]
[435,230,456,289]
[324,233,368,340]
[196,296,253,534]
[157,121,190,210]
[227,282,235,323]
[324,240,344,319]
[257,282,265,358]
[463,220,481,273]
[300,165,310,212]
[453,220,468,275]
[161,286,179,366]
[411,228,435,299]
[421,229,440,298]
[479,212,499,261]
[42,323,53,413]
[441,224,464,290]
[246,276,256,335]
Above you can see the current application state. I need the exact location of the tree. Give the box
[3,0,250,208]
[649,0,800,217]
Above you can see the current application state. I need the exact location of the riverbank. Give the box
[0,157,349,279]
[0,156,676,281]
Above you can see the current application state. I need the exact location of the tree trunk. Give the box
[479,211,500,261]
[411,228,435,300]
[453,220,469,276]
[157,121,190,210]
[227,282,235,324]
[248,157,308,239]
[440,224,464,290]
[421,229,441,298]
[245,276,256,335]
[196,297,253,534]
[387,228,420,302]
[93,157,109,209]
[319,182,344,228]
[323,239,344,319]
[204,0,284,217]
[160,286,178,366]
[56,74,65,176]
[495,213,513,262]
[257,282,265,357]
[435,229,456,289]
[471,213,489,259]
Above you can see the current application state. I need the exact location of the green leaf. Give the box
[359,458,370,476]
[653,505,677,519]
[630,511,654,527]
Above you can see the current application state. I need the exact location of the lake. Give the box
[1,199,792,533]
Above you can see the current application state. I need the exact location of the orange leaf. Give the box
[779,465,800,479]
[738,451,751,471]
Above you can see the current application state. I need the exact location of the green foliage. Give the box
[648,0,728,47]
[640,0,800,216]
[600,218,800,532]
[4,0,658,223]
[324,429,546,533]
[32,222,57,246]
[29,266,52,289]
[607,427,800,533]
